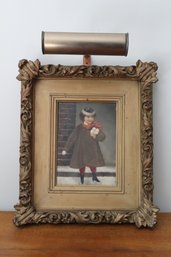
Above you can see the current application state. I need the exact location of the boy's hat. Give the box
[81,107,96,116]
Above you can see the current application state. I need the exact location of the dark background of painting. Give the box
[57,102,116,167]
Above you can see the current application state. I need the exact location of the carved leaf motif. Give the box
[39,64,138,78]
[17,59,40,82]
[133,198,159,228]
[136,60,158,84]
[21,83,32,100]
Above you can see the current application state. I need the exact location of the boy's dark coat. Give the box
[64,124,105,168]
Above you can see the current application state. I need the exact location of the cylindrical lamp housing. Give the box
[42,32,129,56]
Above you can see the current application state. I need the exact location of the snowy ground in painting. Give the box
[57,166,116,186]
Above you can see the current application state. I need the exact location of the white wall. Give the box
[0,0,171,211]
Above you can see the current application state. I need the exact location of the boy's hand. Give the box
[62,150,67,156]
[94,128,99,135]
[90,127,99,138]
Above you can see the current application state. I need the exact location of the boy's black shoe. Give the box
[80,174,84,184]
[92,173,100,182]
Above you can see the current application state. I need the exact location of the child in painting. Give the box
[62,107,106,184]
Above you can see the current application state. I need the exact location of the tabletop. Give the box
[0,212,171,257]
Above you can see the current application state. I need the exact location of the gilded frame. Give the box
[14,59,159,227]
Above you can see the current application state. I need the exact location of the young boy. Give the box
[62,107,105,184]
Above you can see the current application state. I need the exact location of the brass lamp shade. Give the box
[42,32,129,56]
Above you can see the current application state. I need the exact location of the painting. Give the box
[56,102,116,186]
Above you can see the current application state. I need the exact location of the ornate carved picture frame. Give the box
[14,59,159,227]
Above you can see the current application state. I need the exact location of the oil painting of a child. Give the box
[62,107,105,184]
[57,102,116,186]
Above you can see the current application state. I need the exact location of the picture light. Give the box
[42,32,129,56]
